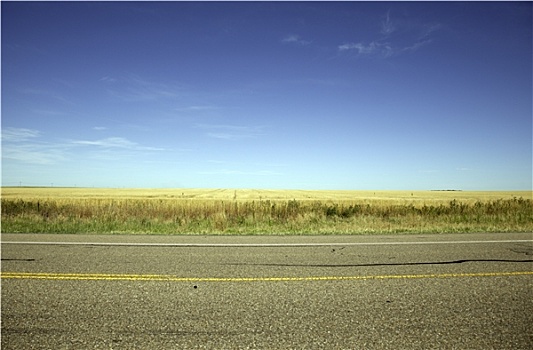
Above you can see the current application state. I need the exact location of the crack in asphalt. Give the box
[510,244,533,255]
[1,258,36,262]
[222,259,532,268]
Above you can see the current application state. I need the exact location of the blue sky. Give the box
[2,2,532,190]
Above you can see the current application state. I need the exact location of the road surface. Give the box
[2,232,532,349]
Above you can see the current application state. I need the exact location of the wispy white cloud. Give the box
[282,34,311,46]
[71,137,165,151]
[419,23,441,40]
[92,126,108,131]
[339,11,440,58]
[2,143,67,165]
[338,41,393,57]
[400,39,432,53]
[100,76,117,83]
[338,43,360,52]
[2,128,67,165]
[205,133,238,140]
[2,128,169,169]
[2,127,41,142]
[175,105,219,112]
[103,75,184,102]
[381,10,395,36]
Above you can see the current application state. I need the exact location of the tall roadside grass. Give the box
[2,196,532,234]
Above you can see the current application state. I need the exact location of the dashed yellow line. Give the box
[1,271,532,282]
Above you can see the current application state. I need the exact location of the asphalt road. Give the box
[2,233,532,349]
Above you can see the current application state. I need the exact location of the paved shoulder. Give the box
[2,232,532,349]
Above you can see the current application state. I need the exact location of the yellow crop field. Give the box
[1,187,532,235]
[1,187,529,202]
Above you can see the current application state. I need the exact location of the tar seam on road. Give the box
[2,239,532,247]
[1,271,532,283]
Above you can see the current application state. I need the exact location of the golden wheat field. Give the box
[2,187,530,203]
[2,187,532,235]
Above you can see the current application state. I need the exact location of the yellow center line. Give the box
[1,271,532,282]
